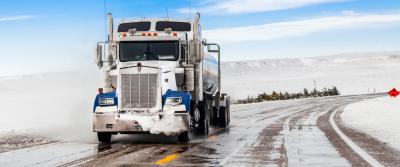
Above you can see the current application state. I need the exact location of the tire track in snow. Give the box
[336,108,400,166]
[330,107,384,167]
[282,103,351,166]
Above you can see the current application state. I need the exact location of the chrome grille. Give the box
[121,74,158,109]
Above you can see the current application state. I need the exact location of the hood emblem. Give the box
[137,62,142,72]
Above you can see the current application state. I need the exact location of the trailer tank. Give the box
[203,53,219,95]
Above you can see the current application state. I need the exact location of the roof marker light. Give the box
[121,33,127,37]
[147,32,152,36]
[173,32,177,37]
[141,32,146,36]
[153,32,158,36]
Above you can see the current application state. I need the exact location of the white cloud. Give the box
[0,15,36,22]
[204,13,400,43]
[341,10,357,16]
[180,0,349,14]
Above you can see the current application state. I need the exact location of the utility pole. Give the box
[313,80,317,90]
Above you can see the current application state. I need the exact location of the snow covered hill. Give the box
[222,51,400,99]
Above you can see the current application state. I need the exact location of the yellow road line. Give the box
[155,153,179,165]
[155,128,224,165]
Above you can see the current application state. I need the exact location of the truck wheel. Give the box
[227,100,231,125]
[227,106,231,126]
[211,107,218,126]
[196,101,210,135]
[97,132,112,143]
[219,107,228,127]
[177,131,190,143]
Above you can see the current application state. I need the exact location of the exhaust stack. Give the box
[104,13,114,92]
[107,13,113,42]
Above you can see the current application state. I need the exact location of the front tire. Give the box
[97,132,112,143]
[177,131,190,143]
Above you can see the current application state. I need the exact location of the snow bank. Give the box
[0,132,54,153]
[341,96,400,151]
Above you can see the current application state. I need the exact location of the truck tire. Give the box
[219,107,228,127]
[211,107,218,126]
[227,105,231,126]
[227,100,231,125]
[220,100,231,127]
[196,101,210,135]
[177,131,190,143]
[97,132,112,143]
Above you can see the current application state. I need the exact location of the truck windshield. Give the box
[119,41,179,61]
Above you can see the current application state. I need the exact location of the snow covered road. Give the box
[2,93,400,166]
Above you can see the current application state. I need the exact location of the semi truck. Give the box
[93,13,230,143]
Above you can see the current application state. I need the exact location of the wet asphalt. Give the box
[2,93,397,167]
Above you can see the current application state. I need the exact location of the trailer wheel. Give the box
[220,99,231,127]
[177,131,190,143]
[211,107,218,126]
[219,107,228,127]
[227,100,231,125]
[196,101,210,135]
[97,132,112,143]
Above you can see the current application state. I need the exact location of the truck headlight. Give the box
[165,97,182,106]
[99,98,115,106]
[163,97,186,112]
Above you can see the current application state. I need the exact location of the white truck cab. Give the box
[93,13,230,143]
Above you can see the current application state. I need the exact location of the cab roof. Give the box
[116,18,193,32]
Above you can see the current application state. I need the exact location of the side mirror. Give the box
[96,44,103,68]
[206,43,220,53]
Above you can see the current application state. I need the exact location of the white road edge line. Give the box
[329,107,384,167]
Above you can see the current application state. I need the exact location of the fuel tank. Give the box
[202,53,219,95]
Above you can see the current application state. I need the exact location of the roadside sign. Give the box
[388,88,399,97]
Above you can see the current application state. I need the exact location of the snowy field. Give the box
[341,96,400,151]
[0,51,400,143]
[222,51,400,100]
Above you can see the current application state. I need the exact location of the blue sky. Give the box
[0,0,400,76]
